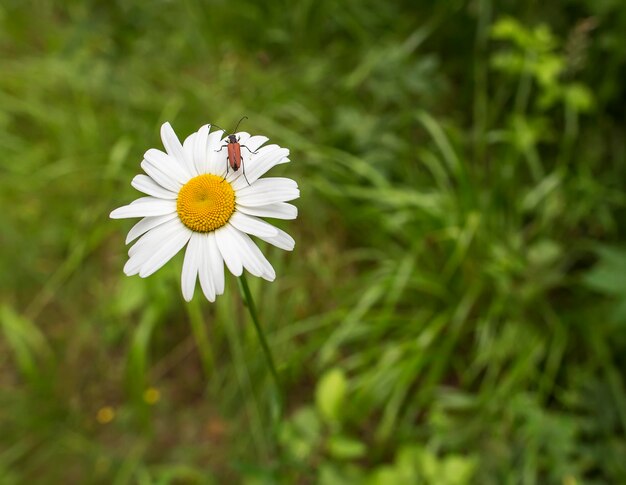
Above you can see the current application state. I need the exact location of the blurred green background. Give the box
[1,0,626,483]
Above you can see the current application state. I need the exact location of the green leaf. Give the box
[584,246,626,296]
[326,435,367,460]
[564,83,594,112]
[316,368,348,424]
[0,305,53,384]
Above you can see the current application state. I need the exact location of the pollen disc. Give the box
[176,174,235,232]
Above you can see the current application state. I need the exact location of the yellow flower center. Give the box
[176,174,235,232]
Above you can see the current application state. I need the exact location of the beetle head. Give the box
[227,134,238,144]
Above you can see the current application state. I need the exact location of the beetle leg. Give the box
[240,145,259,155]
[241,160,251,186]
[215,144,227,153]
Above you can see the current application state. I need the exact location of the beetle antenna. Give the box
[232,116,248,133]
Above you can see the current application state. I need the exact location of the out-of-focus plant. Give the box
[583,246,626,325]
[491,16,594,113]
[1,1,625,483]
[275,368,476,484]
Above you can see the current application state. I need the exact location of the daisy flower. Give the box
[110,122,299,302]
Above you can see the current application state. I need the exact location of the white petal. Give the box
[207,232,225,295]
[206,129,227,175]
[198,234,216,302]
[125,213,178,244]
[125,218,184,274]
[236,202,298,220]
[181,132,199,177]
[237,177,298,193]
[193,124,210,174]
[242,135,269,153]
[255,228,295,251]
[144,148,190,185]
[229,212,279,238]
[139,225,192,277]
[140,159,182,192]
[110,197,176,219]
[235,230,276,281]
[214,225,243,276]
[160,122,193,176]
[231,145,290,187]
[225,227,263,277]
[131,174,177,199]
[181,233,202,301]
[128,216,184,258]
[124,256,146,277]
[213,222,274,280]
[235,177,299,206]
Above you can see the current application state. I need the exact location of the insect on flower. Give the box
[110,122,299,302]
[214,117,258,185]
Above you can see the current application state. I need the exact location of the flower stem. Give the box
[238,273,282,418]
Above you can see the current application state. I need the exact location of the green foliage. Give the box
[1,0,625,484]
[315,368,348,425]
[278,375,475,484]
[491,16,594,112]
[584,246,626,324]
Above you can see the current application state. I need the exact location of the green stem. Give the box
[238,273,282,418]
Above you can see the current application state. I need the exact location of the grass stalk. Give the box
[237,273,283,420]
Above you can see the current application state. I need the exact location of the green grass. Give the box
[1,0,626,483]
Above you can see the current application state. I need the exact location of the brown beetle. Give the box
[215,117,258,185]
